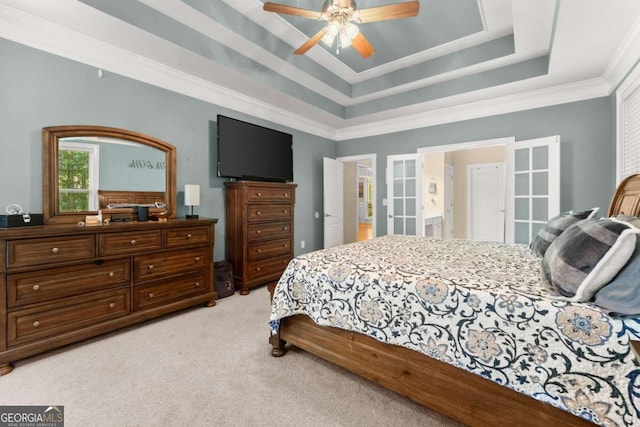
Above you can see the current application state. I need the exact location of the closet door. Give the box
[506,136,560,244]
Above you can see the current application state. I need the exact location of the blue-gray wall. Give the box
[338,97,616,236]
[0,39,335,259]
[0,38,619,254]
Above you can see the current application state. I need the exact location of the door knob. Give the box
[324,213,330,217]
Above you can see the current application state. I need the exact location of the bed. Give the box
[268,174,640,427]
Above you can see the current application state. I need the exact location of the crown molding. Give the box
[603,12,640,91]
[335,78,611,141]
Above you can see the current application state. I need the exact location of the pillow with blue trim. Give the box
[530,208,599,257]
[593,239,640,315]
[542,217,640,302]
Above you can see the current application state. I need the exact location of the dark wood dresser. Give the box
[225,181,296,295]
[0,218,217,375]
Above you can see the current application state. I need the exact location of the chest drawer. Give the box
[247,204,293,222]
[8,236,95,268]
[165,226,210,248]
[133,272,209,311]
[248,238,292,261]
[7,259,130,308]
[134,248,209,283]
[246,186,294,202]
[247,221,292,242]
[247,254,292,280]
[99,230,162,256]
[7,288,130,346]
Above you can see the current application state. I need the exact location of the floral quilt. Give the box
[270,235,640,426]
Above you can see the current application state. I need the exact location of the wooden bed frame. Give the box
[269,174,640,427]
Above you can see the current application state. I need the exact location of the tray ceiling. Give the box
[1,0,640,140]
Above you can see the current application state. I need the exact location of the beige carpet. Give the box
[0,287,463,427]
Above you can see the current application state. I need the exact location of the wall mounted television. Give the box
[216,114,293,182]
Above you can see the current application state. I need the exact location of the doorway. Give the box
[336,154,377,245]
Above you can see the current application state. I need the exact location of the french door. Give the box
[506,136,560,244]
[387,154,420,235]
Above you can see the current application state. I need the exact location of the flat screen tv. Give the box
[217,115,293,182]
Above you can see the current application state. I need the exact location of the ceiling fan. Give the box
[263,1,420,58]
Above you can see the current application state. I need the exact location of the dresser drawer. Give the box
[7,259,130,308]
[165,226,210,248]
[134,248,209,283]
[248,238,292,261]
[99,230,162,256]
[246,186,294,202]
[7,288,130,346]
[247,204,293,222]
[8,236,95,268]
[247,221,292,241]
[247,254,292,280]
[133,272,209,311]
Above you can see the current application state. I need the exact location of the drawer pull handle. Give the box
[283,210,288,214]
[256,211,262,216]
[108,272,115,277]
[33,321,40,328]
[257,248,262,253]
[284,193,288,197]
[148,265,154,270]
[148,293,154,298]
[256,267,261,271]
[257,192,262,196]
[256,230,262,234]
[194,281,200,287]
[109,302,115,309]
[283,244,287,248]
[130,240,137,245]
[32,284,40,291]
[186,233,192,239]
[283,227,288,231]
[195,256,200,262]
[51,247,59,254]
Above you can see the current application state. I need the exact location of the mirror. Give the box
[43,125,177,224]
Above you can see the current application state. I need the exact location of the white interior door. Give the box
[506,136,560,244]
[468,163,506,242]
[323,157,344,248]
[444,163,454,239]
[387,154,419,235]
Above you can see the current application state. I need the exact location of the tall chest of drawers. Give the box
[0,218,217,375]
[225,181,296,295]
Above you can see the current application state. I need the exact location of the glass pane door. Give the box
[507,136,560,244]
[387,154,418,235]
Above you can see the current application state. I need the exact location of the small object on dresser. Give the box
[0,213,44,228]
[111,213,133,222]
[214,260,235,298]
[137,206,149,221]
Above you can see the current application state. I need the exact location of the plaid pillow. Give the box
[530,208,599,257]
[542,217,640,302]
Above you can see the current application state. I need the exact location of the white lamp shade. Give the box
[184,184,200,206]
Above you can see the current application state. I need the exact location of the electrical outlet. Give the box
[301,240,305,249]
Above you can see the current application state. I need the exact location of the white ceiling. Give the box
[1,0,640,141]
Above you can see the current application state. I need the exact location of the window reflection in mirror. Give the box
[58,136,166,213]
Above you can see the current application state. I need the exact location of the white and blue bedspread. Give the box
[270,235,640,426]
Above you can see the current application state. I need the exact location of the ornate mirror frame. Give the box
[43,125,177,224]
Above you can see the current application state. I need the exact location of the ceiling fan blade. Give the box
[263,2,323,20]
[351,32,375,58]
[294,27,329,55]
[356,1,420,23]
